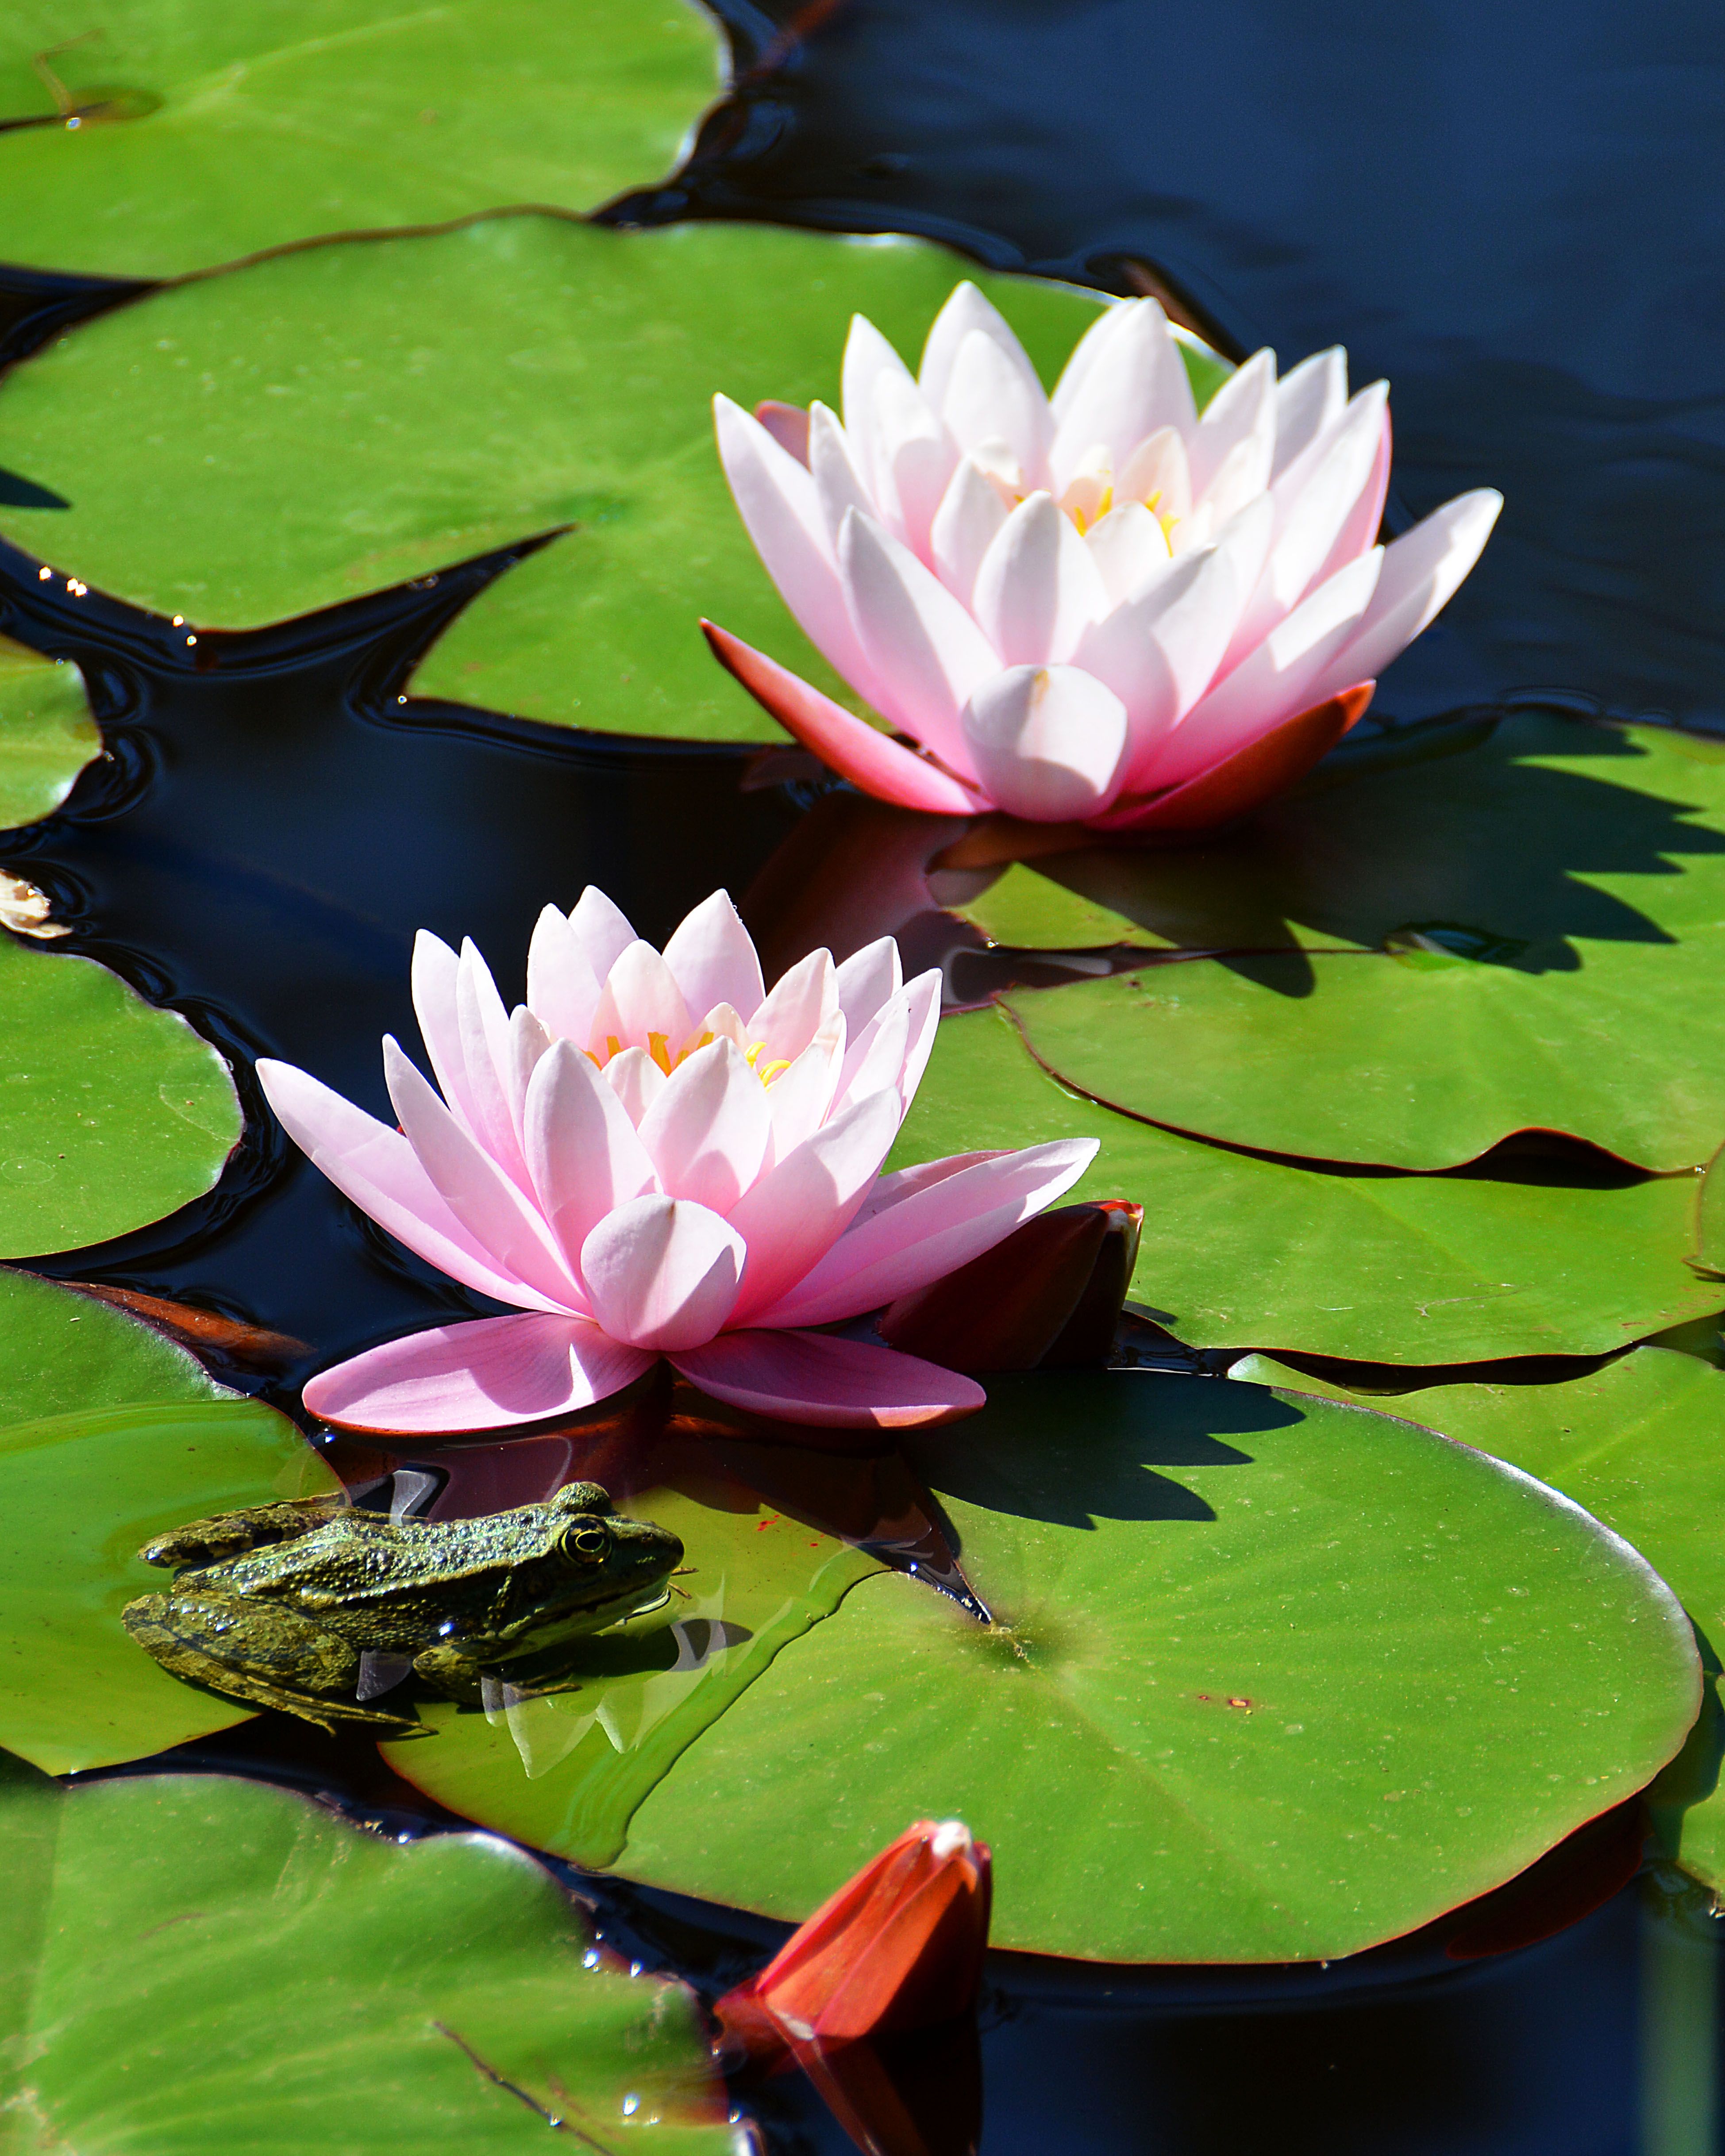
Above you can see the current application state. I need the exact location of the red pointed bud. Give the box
[714,1820,991,2067]
[877,1200,1142,1372]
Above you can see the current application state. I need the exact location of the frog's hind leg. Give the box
[123,1590,428,1738]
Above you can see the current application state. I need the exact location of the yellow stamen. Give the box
[745,1041,793,1085]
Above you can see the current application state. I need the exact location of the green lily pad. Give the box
[892,1007,1725,1363]
[0,1269,340,1773]
[0,1750,732,2152]
[959,714,1725,958]
[1001,933,1725,1171]
[0,634,96,829]
[1227,1348,1725,1906]
[958,716,1725,1171]
[0,0,723,278]
[0,935,239,1256]
[382,1399,890,1865]
[0,219,1108,739]
[585,1370,1698,1963]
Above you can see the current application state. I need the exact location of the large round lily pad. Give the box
[959,713,1725,958]
[1228,1346,1725,1908]
[0,1269,340,1773]
[1002,933,1725,1172]
[0,0,723,277]
[559,1370,1697,1964]
[0,1750,732,2152]
[0,934,239,1255]
[0,218,1107,738]
[0,634,96,830]
[895,1008,1725,1364]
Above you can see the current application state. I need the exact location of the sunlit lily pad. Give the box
[1226,1348,1725,1908]
[0,219,1107,738]
[0,0,723,277]
[0,634,96,829]
[0,935,239,1255]
[571,1370,1698,1964]
[0,1269,339,1773]
[0,1750,732,2152]
[893,1008,1725,1364]
[380,1395,892,1864]
[959,716,1725,1171]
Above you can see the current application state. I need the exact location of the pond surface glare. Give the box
[8,0,1725,2145]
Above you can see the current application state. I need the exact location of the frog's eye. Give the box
[560,1520,611,1566]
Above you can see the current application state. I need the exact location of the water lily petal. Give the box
[1314,402,1393,587]
[525,905,604,1045]
[524,1038,657,1270]
[661,889,765,1030]
[603,1045,666,1125]
[764,1018,846,1167]
[454,938,532,1190]
[568,885,639,983]
[257,1059,570,1313]
[751,946,841,1067]
[1272,346,1348,477]
[1084,501,1172,607]
[1151,493,1276,715]
[920,281,1044,427]
[588,941,698,1062]
[872,365,956,561]
[929,456,1011,610]
[833,935,903,1042]
[961,664,1129,821]
[383,1037,585,1309]
[581,1194,744,1351]
[727,1088,906,1325]
[714,392,884,701]
[842,313,922,541]
[1147,546,1382,789]
[669,1329,984,1429]
[1305,489,1504,705]
[1049,300,1132,423]
[304,1313,652,1435]
[1066,603,1182,773]
[972,492,1111,666]
[1190,347,1277,503]
[701,622,985,815]
[754,399,811,465]
[1050,301,1197,495]
[636,1038,773,1213]
[409,930,482,1140]
[1117,425,1193,527]
[808,401,877,549]
[755,1138,1099,1329]
[838,507,997,780]
[1097,681,1374,834]
[937,326,1051,486]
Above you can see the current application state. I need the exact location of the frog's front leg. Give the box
[410,1638,498,1709]
[123,1588,428,1737]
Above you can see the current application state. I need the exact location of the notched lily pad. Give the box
[0,933,239,1255]
[602,1369,1699,1963]
[0,218,1108,740]
[892,1007,1725,1364]
[0,632,97,829]
[0,0,725,277]
[0,1750,733,2152]
[1227,1347,1725,1911]
[0,1269,340,1773]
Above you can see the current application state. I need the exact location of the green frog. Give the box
[122,1480,683,1738]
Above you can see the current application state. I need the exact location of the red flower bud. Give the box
[715,1820,992,2066]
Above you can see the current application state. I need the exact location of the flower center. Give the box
[585,1030,790,1086]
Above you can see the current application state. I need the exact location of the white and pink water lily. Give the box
[257,890,1095,1435]
[705,283,1502,831]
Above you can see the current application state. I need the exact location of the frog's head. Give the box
[527,1482,684,1627]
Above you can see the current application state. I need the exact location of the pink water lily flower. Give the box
[705,283,1502,832]
[257,890,1095,1435]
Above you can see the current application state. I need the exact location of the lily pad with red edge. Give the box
[1227,1345,1725,1910]
[0,1749,734,2154]
[526,1367,1699,1964]
[891,1006,1725,1365]
[0,219,1125,743]
[0,0,725,278]
[0,1268,340,1774]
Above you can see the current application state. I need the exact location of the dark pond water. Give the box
[4,0,1725,2146]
